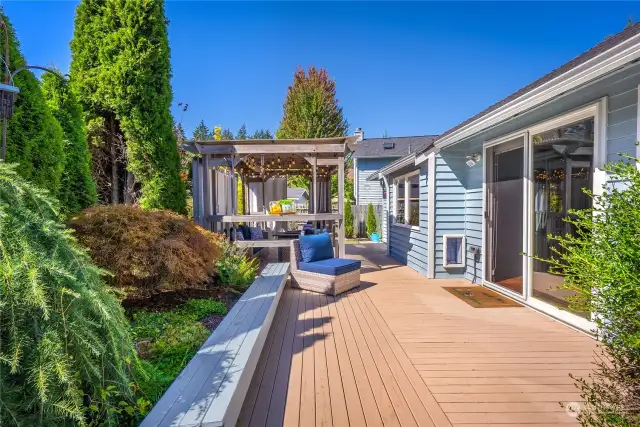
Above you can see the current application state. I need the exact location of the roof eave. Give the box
[367,154,417,181]
[423,29,640,154]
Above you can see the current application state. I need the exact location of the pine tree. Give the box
[249,129,273,139]
[70,0,186,213]
[221,128,234,140]
[192,120,212,140]
[1,10,65,194]
[276,66,349,139]
[0,162,140,425]
[41,73,97,214]
[236,123,247,140]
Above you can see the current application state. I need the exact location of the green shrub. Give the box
[0,163,140,426]
[131,298,227,396]
[41,72,97,214]
[68,205,223,299]
[534,157,640,426]
[216,238,259,290]
[345,200,354,238]
[366,203,377,236]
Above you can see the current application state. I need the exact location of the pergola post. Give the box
[312,157,317,214]
[230,155,236,216]
[191,157,202,226]
[204,155,215,230]
[338,156,345,257]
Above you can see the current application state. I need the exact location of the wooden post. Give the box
[312,157,317,214]
[202,155,212,230]
[231,155,236,215]
[261,155,266,214]
[192,158,202,225]
[338,157,345,257]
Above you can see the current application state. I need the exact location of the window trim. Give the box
[443,234,466,268]
[392,169,420,230]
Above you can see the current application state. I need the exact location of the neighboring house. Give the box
[286,187,309,206]
[371,23,640,333]
[350,131,437,242]
[351,130,437,206]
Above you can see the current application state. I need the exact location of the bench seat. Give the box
[140,262,290,427]
[298,258,361,276]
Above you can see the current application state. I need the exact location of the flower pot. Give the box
[369,232,381,243]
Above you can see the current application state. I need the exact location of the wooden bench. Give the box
[140,262,291,427]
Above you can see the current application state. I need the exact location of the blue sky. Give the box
[2,1,639,139]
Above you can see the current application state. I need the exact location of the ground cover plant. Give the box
[130,299,227,399]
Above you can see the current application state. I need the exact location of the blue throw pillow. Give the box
[299,233,334,263]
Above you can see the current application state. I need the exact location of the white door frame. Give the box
[481,98,606,332]
[482,132,529,301]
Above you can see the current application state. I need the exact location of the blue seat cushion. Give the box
[298,258,361,276]
[298,233,334,263]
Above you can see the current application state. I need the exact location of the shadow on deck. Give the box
[238,243,597,427]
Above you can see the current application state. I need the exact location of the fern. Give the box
[0,163,139,426]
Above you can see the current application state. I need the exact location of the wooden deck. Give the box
[238,243,597,427]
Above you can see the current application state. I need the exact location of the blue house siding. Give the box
[388,165,429,276]
[464,144,483,283]
[436,63,640,283]
[356,157,397,206]
[433,153,467,278]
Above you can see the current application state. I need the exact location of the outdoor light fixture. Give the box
[465,153,481,167]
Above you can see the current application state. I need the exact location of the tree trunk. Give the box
[124,170,135,204]
[110,141,119,204]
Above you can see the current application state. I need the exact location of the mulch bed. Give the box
[122,288,241,314]
[443,286,523,308]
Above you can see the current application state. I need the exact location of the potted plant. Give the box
[366,203,380,242]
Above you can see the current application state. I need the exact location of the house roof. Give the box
[287,188,308,199]
[366,153,417,181]
[420,22,640,153]
[351,135,438,158]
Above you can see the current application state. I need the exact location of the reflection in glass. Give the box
[532,118,593,317]
[408,174,420,226]
[395,181,405,224]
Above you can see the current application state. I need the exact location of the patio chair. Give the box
[290,233,360,296]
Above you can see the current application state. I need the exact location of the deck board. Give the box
[238,244,597,426]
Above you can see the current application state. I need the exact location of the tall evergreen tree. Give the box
[236,123,247,140]
[221,128,234,140]
[192,119,212,140]
[276,66,349,139]
[41,73,97,214]
[249,129,273,139]
[1,10,65,194]
[70,0,186,213]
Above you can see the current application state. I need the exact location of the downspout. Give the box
[381,173,390,255]
[353,157,358,204]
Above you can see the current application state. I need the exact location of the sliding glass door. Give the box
[530,117,594,318]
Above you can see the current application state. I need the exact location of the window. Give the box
[393,171,420,228]
[443,234,465,268]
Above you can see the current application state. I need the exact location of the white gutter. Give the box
[424,32,640,154]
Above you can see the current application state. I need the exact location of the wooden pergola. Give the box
[184,136,357,257]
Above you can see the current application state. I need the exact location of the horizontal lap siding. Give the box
[388,166,429,276]
[465,153,483,283]
[606,73,639,164]
[434,154,466,278]
[356,157,395,206]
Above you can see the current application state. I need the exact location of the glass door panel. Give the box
[531,117,593,318]
[485,137,525,296]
